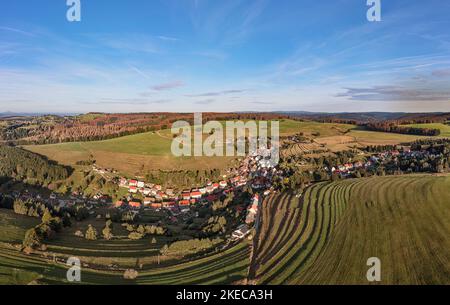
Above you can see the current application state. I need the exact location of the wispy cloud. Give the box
[88,98,171,105]
[130,66,151,80]
[151,80,185,91]
[186,89,246,97]
[157,35,180,42]
[337,86,450,102]
[194,99,215,105]
[0,26,36,37]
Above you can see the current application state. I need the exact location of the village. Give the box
[3,138,449,248]
[324,143,449,177]
[1,147,281,244]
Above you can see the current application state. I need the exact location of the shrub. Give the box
[85,225,98,240]
[128,232,144,240]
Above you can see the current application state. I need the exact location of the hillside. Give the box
[2,174,449,284]
[23,120,356,174]
[281,112,450,124]
[0,209,250,285]
[252,174,450,284]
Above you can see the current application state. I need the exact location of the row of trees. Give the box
[145,169,224,190]
[22,211,66,251]
[365,123,441,136]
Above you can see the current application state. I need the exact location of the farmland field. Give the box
[252,174,450,285]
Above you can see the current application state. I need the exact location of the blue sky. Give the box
[1,0,450,113]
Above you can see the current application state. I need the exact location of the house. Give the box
[155,185,162,191]
[115,201,125,208]
[119,178,128,187]
[249,195,259,214]
[251,177,266,189]
[179,200,190,206]
[212,183,220,190]
[151,203,162,209]
[182,192,191,200]
[129,186,138,194]
[155,193,163,202]
[129,202,141,209]
[180,205,190,213]
[219,181,228,188]
[129,180,138,187]
[231,176,240,184]
[232,224,250,240]
[142,188,151,196]
[392,150,400,156]
[166,189,174,196]
[143,197,153,206]
[190,191,202,199]
[160,192,169,200]
[354,161,363,168]
[137,181,145,188]
[163,201,176,208]
[245,213,256,224]
[199,187,207,195]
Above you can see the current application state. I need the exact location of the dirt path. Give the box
[247,205,262,284]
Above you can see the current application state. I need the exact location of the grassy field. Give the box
[346,129,432,146]
[23,120,355,175]
[0,209,251,285]
[252,174,450,285]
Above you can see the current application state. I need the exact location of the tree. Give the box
[85,225,98,240]
[128,232,144,240]
[22,228,41,250]
[160,244,169,256]
[42,210,53,223]
[102,220,113,240]
[13,199,28,215]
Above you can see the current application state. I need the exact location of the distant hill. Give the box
[277,111,450,124]
[0,112,79,118]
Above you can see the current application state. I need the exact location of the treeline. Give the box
[2,112,292,145]
[0,145,72,186]
[145,169,224,189]
[364,123,441,136]
[409,138,450,148]
[160,238,223,257]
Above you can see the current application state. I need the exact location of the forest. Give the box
[0,145,71,186]
[365,122,441,136]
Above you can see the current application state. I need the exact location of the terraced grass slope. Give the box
[252,175,450,285]
[0,210,250,285]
